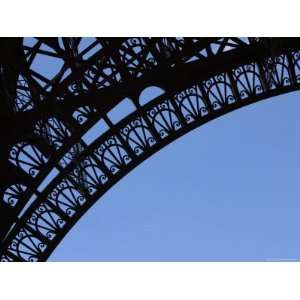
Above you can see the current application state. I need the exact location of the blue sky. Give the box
[49,91,300,261]
[23,38,300,261]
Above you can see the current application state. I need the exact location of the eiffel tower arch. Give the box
[1,37,300,261]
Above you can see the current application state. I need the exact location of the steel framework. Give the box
[0,37,300,261]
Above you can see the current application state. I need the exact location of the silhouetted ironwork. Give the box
[0,37,300,261]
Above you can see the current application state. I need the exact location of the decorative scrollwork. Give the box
[47,179,86,217]
[9,142,48,177]
[263,54,291,89]
[174,85,209,123]
[119,38,157,78]
[291,51,300,83]
[0,254,14,262]
[3,184,27,207]
[26,203,66,240]
[232,63,263,98]
[3,38,300,262]
[119,117,156,155]
[7,228,47,262]
[146,99,182,138]
[202,73,236,110]
[94,136,131,174]
[72,105,97,125]
[70,156,108,195]
[84,57,121,90]
[67,81,88,96]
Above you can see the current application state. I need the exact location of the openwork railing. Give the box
[1,38,300,261]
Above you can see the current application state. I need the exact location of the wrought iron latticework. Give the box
[1,37,300,261]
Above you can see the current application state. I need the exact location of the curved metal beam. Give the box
[1,39,300,260]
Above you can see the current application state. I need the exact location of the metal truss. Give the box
[1,37,300,261]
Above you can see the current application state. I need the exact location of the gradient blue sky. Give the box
[49,91,300,261]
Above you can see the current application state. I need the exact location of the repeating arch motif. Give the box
[147,99,182,138]
[26,203,66,240]
[47,179,87,217]
[119,117,157,155]
[174,86,209,123]
[203,73,237,109]
[3,184,27,207]
[263,54,291,88]
[232,63,263,99]
[1,38,300,261]
[93,136,132,174]
[7,227,47,262]
[9,143,48,177]
[69,156,108,195]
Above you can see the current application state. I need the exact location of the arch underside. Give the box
[1,38,300,261]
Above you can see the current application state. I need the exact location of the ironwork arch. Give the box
[1,37,300,261]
